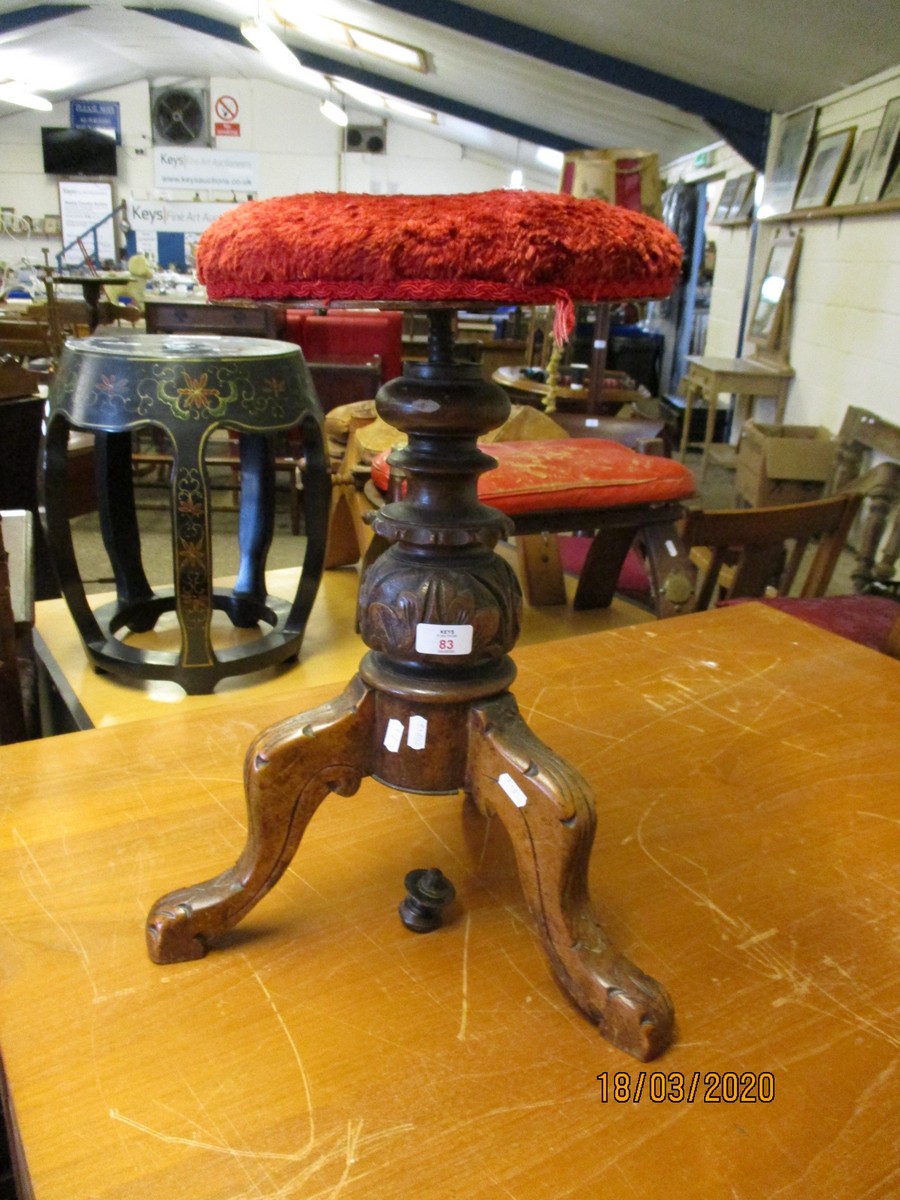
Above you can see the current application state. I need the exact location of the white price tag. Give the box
[407,714,428,750]
[498,772,528,808]
[415,623,473,655]
[383,718,404,753]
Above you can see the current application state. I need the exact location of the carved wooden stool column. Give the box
[146,190,683,1059]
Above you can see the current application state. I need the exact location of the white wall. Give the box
[0,74,552,273]
[665,65,900,435]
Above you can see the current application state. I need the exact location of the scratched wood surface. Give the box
[1,603,898,1199]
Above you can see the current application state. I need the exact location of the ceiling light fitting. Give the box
[273,3,427,72]
[240,18,305,79]
[0,81,52,111]
[330,77,435,123]
[320,98,348,127]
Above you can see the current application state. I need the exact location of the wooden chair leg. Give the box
[323,417,378,569]
[572,526,636,610]
[637,522,697,617]
[516,533,566,605]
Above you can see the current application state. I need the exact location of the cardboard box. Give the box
[736,422,837,507]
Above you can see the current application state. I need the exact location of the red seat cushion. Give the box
[371,439,695,516]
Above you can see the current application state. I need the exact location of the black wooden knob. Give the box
[399,867,456,932]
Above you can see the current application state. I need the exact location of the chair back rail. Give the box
[682,492,862,611]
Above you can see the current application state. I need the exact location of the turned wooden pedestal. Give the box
[146,311,674,1061]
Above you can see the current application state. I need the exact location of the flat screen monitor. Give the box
[41,126,118,177]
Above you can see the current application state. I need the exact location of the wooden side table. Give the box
[678,355,794,480]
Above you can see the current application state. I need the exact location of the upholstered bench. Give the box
[370,437,697,613]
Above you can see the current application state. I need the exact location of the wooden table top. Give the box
[685,354,795,379]
[2,603,899,1199]
[33,564,651,729]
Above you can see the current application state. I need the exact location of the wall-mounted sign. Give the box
[70,99,121,144]
[213,94,240,137]
[153,147,258,192]
[58,179,117,265]
[126,199,240,234]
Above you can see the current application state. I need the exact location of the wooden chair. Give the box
[681,492,862,611]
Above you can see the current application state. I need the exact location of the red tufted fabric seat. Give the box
[196,190,682,342]
[196,190,688,613]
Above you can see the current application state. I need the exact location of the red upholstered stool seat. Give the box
[371,438,696,612]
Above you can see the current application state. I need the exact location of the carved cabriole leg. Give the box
[146,675,375,963]
[466,692,674,1062]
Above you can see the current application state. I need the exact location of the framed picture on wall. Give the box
[711,177,740,223]
[882,156,900,202]
[759,106,818,216]
[794,127,855,208]
[748,231,802,353]
[831,127,877,206]
[726,172,756,221]
[857,96,900,203]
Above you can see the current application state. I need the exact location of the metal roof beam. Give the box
[369,0,770,168]
[130,6,589,154]
[0,5,89,36]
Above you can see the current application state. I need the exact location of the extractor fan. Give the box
[150,87,210,147]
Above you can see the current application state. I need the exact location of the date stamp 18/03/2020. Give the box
[596,1071,775,1104]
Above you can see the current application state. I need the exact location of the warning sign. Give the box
[214,95,239,121]
[215,122,241,137]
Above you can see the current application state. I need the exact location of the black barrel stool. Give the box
[42,334,329,694]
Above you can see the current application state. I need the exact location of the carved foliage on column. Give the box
[359,550,522,663]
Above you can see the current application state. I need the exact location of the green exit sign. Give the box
[694,150,713,168]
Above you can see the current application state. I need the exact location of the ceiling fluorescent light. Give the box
[348,29,426,71]
[241,18,305,78]
[273,3,426,72]
[0,81,52,111]
[385,96,436,122]
[320,98,348,126]
[285,11,349,48]
[333,78,386,110]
